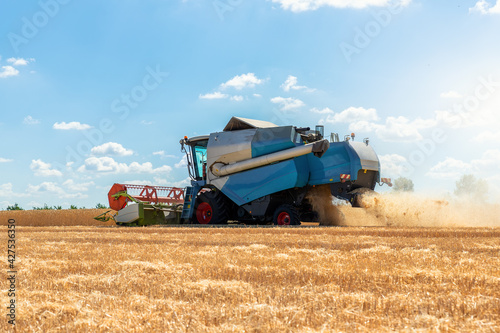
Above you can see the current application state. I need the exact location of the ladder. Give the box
[181,186,198,220]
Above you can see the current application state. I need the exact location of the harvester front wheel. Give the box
[194,191,228,225]
[273,204,300,226]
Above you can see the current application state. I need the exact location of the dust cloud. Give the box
[306,185,346,226]
[307,185,500,227]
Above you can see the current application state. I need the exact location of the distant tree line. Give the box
[4,203,108,211]
[390,174,487,200]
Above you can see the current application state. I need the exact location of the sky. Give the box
[1,0,500,209]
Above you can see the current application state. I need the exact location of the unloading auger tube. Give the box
[210,139,330,177]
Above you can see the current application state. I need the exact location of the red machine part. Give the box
[108,183,185,211]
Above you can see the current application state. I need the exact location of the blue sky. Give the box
[1,0,500,209]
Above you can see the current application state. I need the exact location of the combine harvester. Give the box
[96,117,391,226]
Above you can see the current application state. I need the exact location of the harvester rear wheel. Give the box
[273,204,300,226]
[194,191,228,225]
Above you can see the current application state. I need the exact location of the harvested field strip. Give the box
[0,226,498,332]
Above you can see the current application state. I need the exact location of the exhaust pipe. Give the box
[211,139,329,177]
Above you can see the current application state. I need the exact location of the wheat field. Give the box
[1,225,499,332]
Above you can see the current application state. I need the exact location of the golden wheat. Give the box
[0,226,498,332]
[0,209,115,227]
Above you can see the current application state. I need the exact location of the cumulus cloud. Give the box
[199,91,229,99]
[7,57,32,66]
[91,142,134,157]
[440,90,462,99]
[0,183,27,198]
[175,155,188,169]
[470,0,500,14]
[220,73,263,90]
[23,115,40,125]
[310,107,334,114]
[323,106,379,124]
[0,158,13,163]
[426,151,500,180]
[0,66,19,78]
[271,0,411,12]
[30,159,63,177]
[318,106,439,142]
[473,130,500,142]
[78,157,172,174]
[270,96,305,110]
[26,182,82,199]
[230,95,244,102]
[153,151,177,158]
[53,121,92,130]
[62,179,95,192]
[281,75,315,92]
[379,154,409,178]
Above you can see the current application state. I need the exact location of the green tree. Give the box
[392,177,414,192]
[454,174,487,200]
[95,203,108,209]
[6,203,23,211]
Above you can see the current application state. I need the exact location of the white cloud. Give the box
[323,106,379,123]
[175,155,188,168]
[473,130,500,142]
[470,0,500,14]
[7,57,31,66]
[379,154,408,178]
[253,93,262,98]
[427,150,500,180]
[426,158,473,179]
[230,95,244,102]
[374,116,426,142]
[0,66,19,78]
[199,91,229,99]
[0,158,13,163]
[62,179,95,192]
[53,121,92,130]
[91,142,134,156]
[271,0,410,12]
[171,177,191,187]
[26,182,82,199]
[153,151,177,158]
[0,183,27,198]
[440,90,462,99]
[220,73,263,90]
[320,106,437,142]
[270,96,305,110]
[78,156,172,174]
[23,115,40,125]
[310,107,334,114]
[281,75,315,92]
[30,159,63,177]
[471,149,500,169]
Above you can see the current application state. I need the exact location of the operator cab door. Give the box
[183,136,209,181]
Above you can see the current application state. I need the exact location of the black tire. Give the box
[193,191,228,225]
[273,204,300,226]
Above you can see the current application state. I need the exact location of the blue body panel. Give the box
[220,156,309,206]
[250,126,296,158]
[307,142,362,185]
